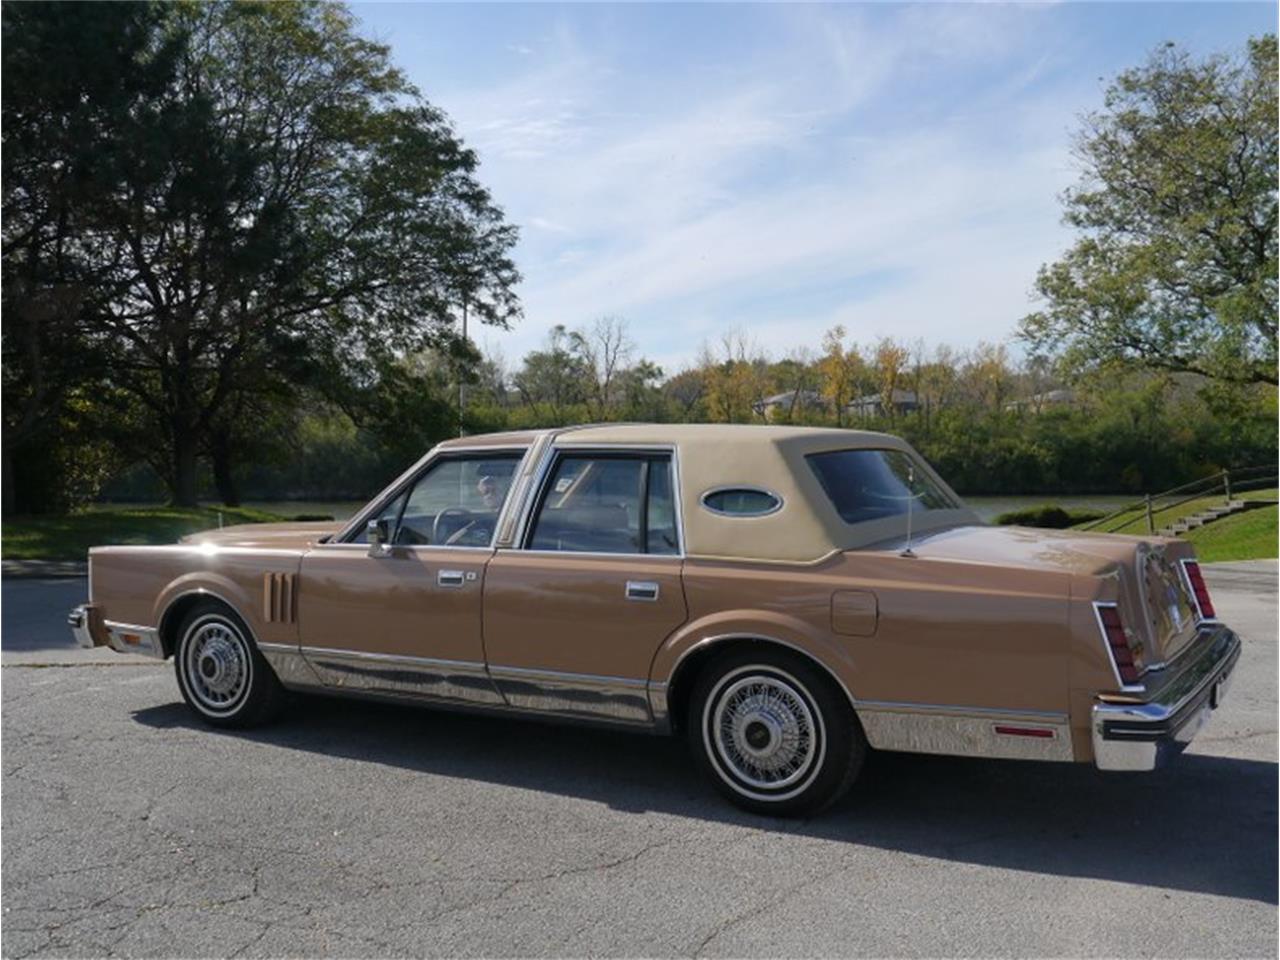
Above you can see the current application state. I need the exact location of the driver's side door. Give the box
[296,450,524,705]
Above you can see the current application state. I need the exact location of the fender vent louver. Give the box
[263,572,297,624]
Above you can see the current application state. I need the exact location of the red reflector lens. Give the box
[1184,561,1215,619]
[994,726,1055,739]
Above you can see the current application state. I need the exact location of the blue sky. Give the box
[353,2,1275,374]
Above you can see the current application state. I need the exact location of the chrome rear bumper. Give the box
[1092,623,1241,771]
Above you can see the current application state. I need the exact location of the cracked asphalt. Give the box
[2,562,1276,957]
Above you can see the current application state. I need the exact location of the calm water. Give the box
[244,495,1137,525]
[963,495,1135,523]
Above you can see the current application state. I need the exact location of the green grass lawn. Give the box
[1183,504,1279,563]
[2,504,286,562]
[1081,487,1277,535]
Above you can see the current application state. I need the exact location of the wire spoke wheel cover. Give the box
[180,615,253,717]
[702,665,826,802]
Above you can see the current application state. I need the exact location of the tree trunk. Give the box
[171,428,200,507]
[210,430,241,507]
[2,444,16,517]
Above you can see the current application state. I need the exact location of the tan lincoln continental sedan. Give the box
[70,424,1240,815]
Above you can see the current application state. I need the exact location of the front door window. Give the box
[351,454,523,547]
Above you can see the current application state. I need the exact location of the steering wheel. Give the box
[432,507,473,544]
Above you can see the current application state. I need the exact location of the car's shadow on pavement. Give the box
[134,692,1278,905]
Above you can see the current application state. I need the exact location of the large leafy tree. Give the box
[1021,36,1278,386]
[3,1,520,508]
[2,2,182,512]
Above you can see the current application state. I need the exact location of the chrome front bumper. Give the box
[1092,623,1241,771]
[68,604,164,659]
[68,605,97,649]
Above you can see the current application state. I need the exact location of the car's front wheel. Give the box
[687,648,865,816]
[173,600,283,728]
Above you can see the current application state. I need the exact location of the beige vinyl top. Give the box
[442,423,980,563]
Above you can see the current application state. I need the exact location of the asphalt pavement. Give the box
[2,562,1276,957]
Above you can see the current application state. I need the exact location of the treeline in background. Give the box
[101,318,1277,503]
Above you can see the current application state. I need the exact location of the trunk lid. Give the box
[900,524,1201,665]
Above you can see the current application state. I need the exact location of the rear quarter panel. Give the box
[661,551,1073,715]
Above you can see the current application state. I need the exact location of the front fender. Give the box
[153,571,258,637]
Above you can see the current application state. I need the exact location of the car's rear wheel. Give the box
[173,600,282,728]
[687,647,865,816]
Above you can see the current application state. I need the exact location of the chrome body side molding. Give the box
[488,665,653,724]
[256,642,326,691]
[857,701,1074,762]
[298,646,505,705]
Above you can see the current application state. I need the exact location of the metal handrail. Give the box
[1078,465,1277,534]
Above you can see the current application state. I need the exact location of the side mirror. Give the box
[367,518,392,558]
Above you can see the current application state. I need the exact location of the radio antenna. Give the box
[900,465,917,558]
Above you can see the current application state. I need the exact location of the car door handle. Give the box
[437,570,465,588]
[626,581,660,602]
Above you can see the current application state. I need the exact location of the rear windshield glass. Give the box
[806,449,958,526]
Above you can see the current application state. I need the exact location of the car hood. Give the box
[179,521,342,550]
[899,523,1163,577]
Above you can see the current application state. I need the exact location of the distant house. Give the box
[754,389,827,421]
[1004,388,1075,413]
[846,388,919,419]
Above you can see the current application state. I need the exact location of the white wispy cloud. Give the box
[425,4,1106,370]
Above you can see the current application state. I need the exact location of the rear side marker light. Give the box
[1097,604,1144,686]
[1182,560,1216,620]
[994,725,1055,738]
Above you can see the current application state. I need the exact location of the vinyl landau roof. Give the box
[440,423,978,562]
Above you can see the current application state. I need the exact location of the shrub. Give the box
[995,505,1106,528]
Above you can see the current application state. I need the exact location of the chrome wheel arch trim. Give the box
[156,586,250,658]
[652,632,859,734]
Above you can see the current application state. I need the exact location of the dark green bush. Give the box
[995,505,1106,528]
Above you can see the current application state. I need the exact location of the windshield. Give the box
[806,449,958,526]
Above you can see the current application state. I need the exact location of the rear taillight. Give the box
[1096,603,1145,686]
[1182,560,1216,620]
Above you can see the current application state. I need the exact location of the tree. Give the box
[512,325,591,422]
[1021,36,1278,385]
[567,316,633,420]
[1,2,181,512]
[3,1,520,507]
[873,338,910,421]
[818,326,861,426]
[701,330,766,423]
[662,367,706,420]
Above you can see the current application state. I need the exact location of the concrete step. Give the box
[1159,500,1256,537]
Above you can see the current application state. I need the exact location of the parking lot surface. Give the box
[2,563,1276,957]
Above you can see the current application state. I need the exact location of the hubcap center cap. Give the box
[733,707,784,760]
[744,719,774,752]
[195,636,242,695]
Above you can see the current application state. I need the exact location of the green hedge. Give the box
[995,505,1106,529]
